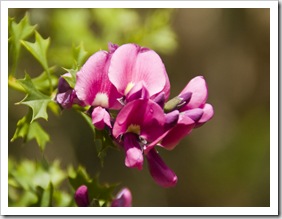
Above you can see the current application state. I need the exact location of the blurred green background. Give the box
[8,8,270,207]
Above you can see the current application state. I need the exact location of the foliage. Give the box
[8,158,72,207]
[8,9,178,207]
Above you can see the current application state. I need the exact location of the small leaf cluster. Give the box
[8,13,119,207]
[8,158,72,207]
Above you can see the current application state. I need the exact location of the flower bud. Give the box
[91,106,112,130]
[164,92,192,112]
[111,188,132,207]
[74,185,89,207]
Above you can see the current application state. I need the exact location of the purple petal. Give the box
[146,148,178,188]
[108,42,119,54]
[183,108,204,122]
[113,99,166,142]
[153,92,166,108]
[160,115,195,150]
[108,43,168,97]
[164,110,179,130]
[126,81,150,102]
[58,73,72,93]
[74,185,89,207]
[91,106,112,130]
[178,92,192,106]
[75,51,122,109]
[123,133,143,170]
[111,188,132,207]
[179,76,208,110]
[56,90,73,109]
[196,103,214,126]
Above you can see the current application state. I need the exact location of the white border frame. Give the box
[1,1,278,216]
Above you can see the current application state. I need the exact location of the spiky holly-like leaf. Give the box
[21,31,50,71]
[9,13,37,75]
[17,73,52,122]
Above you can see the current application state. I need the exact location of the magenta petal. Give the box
[111,188,132,207]
[160,115,195,150]
[108,43,168,97]
[113,99,166,142]
[146,148,178,188]
[75,51,122,109]
[158,66,171,101]
[126,81,150,102]
[74,185,89,207]
[143,110,179,154]
[180,76,208,110]
[123,133,143,170]
[197,103,214,125]
[91,106,112,130]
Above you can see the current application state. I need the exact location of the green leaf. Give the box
[39,182,54,207]
[61,68,77,89]
[9,13,37,76]
[69,166,117,205]
[17,73,51,122]
[48,101,61,116]
[8,158,70,207]
[53,190,73,207]
[32,67,58,94]
[11,113,50,151]
[72,42,88,68]
[21,31,50,71]
[9,13,36,42]
[21,31,53,93]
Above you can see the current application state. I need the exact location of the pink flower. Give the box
[160,76,214,150]
[112,98,180,187]
[112,99,169,170]
[74,44,122,129]
[75,44,122,110]
[111,188,132,207]
[177,76,214,127]
[108,43,170,101]
[91,106,112,130]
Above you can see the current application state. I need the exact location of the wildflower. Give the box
[112,98,170,170]
[75,45,122,109]
[108,43,170,101]
[177,76,214,126]
[161,76,214,150]
[75,44,122,129]
[111,188,132,207]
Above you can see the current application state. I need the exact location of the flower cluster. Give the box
[56,43,214,188]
